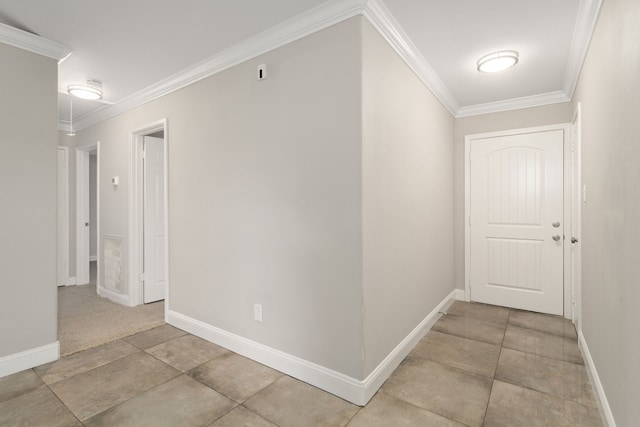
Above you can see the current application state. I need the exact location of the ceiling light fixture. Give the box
[67,80,103,100]
[477,50,519,73]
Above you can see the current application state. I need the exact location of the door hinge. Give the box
[139,273,145,283]
[468,216,471,226]
[141,149,146,159]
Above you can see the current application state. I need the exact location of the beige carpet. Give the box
[58,284,165,356]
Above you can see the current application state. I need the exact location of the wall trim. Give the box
[456,91,571,118]
[0,22,71,61]
[97,285,133,307]
[67,276,77,286]
[578,331,616,427]
[563,0,604,98]
[73,0,367,130]
[61,0,601,129]
[0,342,59,378]
[362,0,458,116]
[359,289,458,403]
[168,288,457,405]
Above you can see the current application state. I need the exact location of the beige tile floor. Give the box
[0,301,603,426]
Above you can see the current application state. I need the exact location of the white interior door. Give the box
[57,147,69,286]
[143,136,166,303]
[470,130,564,315]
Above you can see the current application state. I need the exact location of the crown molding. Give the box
[71,0,590,128]
[74,0,368,130]
[73,0,464,130]
[362,0,459,116]
[58,121,72,133]
[563,0,603,98]
[0,22,71,61]
[455,90,570,118]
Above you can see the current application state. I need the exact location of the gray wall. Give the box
[572,0,640,423]
[75,18,365,378]
[452,103,573,290]
[0,43,58,357]
[361,20,455,376]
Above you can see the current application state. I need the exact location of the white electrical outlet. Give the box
[254,304,263,322]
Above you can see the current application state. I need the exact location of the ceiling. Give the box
[0,0,595,128]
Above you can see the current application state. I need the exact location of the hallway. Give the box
[1,301,602,426]
[57,262,164,356]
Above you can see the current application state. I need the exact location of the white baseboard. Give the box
[67,276,77,286]
[579,331,616,427]
[454,288,465,301]
[90,255,97,262]
[97,286,134,307]
[167,288,458,406]
[359,288,458,403]
[0,342,59,378]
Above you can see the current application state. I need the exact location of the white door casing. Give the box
[468,129,564,315]
[143,136,166,303]
[76,149,90,286]
[57,147,69,286]
[570,104,582,331]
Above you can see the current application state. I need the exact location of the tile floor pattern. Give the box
[0,302,603,426]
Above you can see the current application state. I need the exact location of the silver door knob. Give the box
[552,235,561,241]
[552,221,561,228]
[571,237,578,243]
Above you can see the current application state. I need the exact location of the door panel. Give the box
[143,136,166,303]
[470,130,564,315]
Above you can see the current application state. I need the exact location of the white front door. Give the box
[143,136,166,303]
[469,130,564,315]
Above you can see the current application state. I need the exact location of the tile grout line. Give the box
[380,389,475,427]
[79,363,183,423]
[502,324,585,366]
[42,370,86,426]
[480,307,511,426]
[139,342,247,426]
[490,346,600,411]
[235,404,283,427]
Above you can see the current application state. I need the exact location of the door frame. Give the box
[570,103,583,331]
[464,123,574,318]
[128,118,169,311]
[76,141,100,288]
[57,146,70,286]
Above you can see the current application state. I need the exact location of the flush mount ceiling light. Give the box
[477,50,519,73]
[67,80,103,100]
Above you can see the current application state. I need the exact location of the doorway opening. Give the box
[130,119,169,313]
[76,142,99,289]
